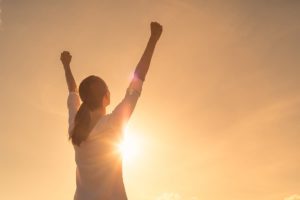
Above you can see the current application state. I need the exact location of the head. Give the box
[70,75,110,146]
[79,75,110,109]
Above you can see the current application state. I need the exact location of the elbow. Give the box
[134,71,146,81]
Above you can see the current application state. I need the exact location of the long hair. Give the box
[70,75,108,146]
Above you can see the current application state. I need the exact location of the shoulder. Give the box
[89,115,117,136]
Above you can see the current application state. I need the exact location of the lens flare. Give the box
[118,130,140,163]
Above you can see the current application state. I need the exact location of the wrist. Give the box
[149,35,159,43]
[63,64,70,69]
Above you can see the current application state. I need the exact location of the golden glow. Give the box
[2,1,299,199]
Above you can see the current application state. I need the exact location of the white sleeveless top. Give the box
[67,77,143,200]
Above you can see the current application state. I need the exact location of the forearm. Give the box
[64,65,77,92]
[134,36,158,81]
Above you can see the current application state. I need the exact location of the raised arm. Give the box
[109,22,163,129]
[60,51,77,92]
[134,22,163,81]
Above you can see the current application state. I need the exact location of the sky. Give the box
[0,0,299,200]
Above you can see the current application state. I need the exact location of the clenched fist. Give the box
[60,51,72,67]
[150,22,163,41]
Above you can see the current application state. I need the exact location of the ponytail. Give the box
[70,102,91,146]
[70,75,108,146]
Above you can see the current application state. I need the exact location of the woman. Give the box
[60,22,163,200]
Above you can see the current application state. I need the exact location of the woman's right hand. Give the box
[60,51,72,67]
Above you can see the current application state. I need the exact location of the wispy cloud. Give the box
[284,195,300,200]
[156,193,181,200]
[156,193,199,200]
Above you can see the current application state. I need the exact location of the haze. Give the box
[0,0,299,200]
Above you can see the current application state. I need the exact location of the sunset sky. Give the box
[0,0,299,200]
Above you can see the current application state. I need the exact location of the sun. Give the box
[118,130,141,163]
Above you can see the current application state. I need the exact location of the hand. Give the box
[150,22,163,41]
[60,51,72,67]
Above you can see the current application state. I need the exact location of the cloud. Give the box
[156,193,181,200]
[156,193,199,200]
[284,195,300,200]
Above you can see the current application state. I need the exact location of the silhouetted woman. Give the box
[60,22,163,200]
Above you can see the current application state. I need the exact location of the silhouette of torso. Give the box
[67,77,143,200]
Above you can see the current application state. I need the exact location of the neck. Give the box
[90,107,106,118]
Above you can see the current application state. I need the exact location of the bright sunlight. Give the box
[118,129,141,163]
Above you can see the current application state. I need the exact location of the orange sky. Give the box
[0,0,299,200]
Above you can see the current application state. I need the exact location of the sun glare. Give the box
[118,130,141,163]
